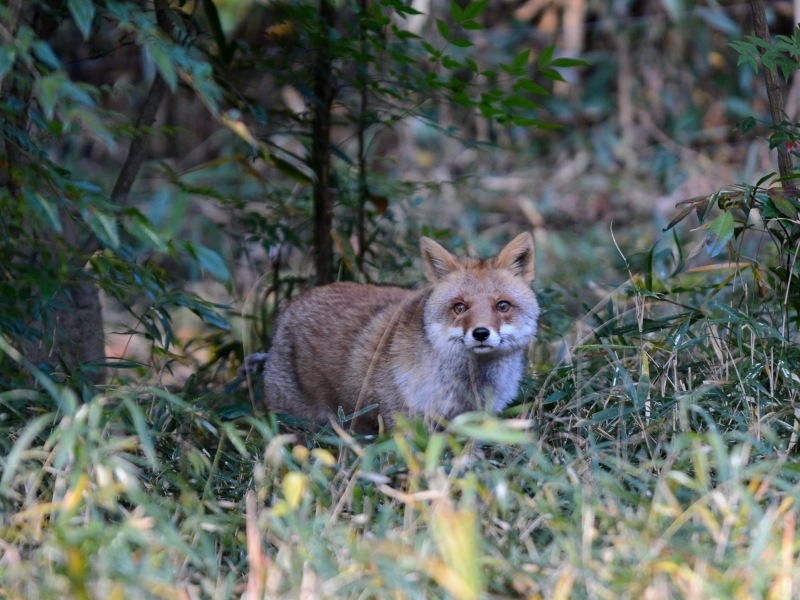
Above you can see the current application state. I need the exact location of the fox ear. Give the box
[496,232,536,284]
[420,237,461,281]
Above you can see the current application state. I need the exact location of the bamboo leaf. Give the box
[705,212,734,256]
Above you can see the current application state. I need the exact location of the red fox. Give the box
[261,233,539,432]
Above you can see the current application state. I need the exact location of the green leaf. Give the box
[31,41,61,69]
[425,434,446,473]
[644,244,654,290]
[0,414,53,493]
[195,245,230,282]
[422,41,440,57]
[746,35,773,50]
[537,44,555,67]
[502,94,538,109]
[705,212,734,257]
[516,79,549,95]
[756,171,776,187]
[28,191,62,233]
[86,210,120,250]
[436,18,452,40]
[450,0,464,22]
[448,413,531,444]
[442,56,462,69]
[127,213,169,252]
[771,194,798,219]
[68,0,96,40]
[465,58,479,72]
[61,80,94,106]
[463,0,489,19]
[540,68,566,82]
[461,20,484,30]
[0,46,17,80]
[183,298,230,330]
[636,367,650,408]
[512,49,531,70]
[451,38,474,48]
[663,204,695,231]
[267,154,312,183]
[670,228,686,276]
[148,44,178,90]
[761,198,781,219]
[511,116,543,127]
[549,57,590,67]
[124,398,160,470]
[453,91,475,106]
[499,63,516,75]
[221,423,251,459]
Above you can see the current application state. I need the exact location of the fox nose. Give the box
[472,327,490,342]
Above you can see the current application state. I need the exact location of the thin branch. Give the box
[109,73,169,205]
[75,0,172,265]
[66,38,136,65]
[111,0,172,205]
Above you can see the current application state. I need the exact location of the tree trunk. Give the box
[356,0,369,274]
[311,0,336,284]
[750,0,793,181]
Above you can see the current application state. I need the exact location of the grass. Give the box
[2,252,800,599]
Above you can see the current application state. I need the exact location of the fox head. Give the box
[420,233,539,358]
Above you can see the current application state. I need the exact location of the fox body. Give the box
[262,233,540,431]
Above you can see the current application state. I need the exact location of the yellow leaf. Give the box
[292,445,310,463]
[311,448,336,466]
[552,567,576,600]
[283,472,306,509]
[62,473,89,512]
[431,502,482,600]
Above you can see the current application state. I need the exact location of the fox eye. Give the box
[496,300,511,312]
[453,302,467,315]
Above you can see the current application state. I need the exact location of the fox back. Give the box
[262,233,539,431]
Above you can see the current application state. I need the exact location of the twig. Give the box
[75,0,172,265]
[66,38,136,65]
[111,0,172,204]
[110,74,169,205]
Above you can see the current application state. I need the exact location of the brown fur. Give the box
[262,233,540,432]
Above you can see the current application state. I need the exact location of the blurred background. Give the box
[15,0,794,385]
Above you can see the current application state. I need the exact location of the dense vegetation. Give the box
[3,0,800,597]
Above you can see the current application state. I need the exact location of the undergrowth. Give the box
[3,254,800,600]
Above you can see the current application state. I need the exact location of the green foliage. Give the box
[0,0,234,387]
